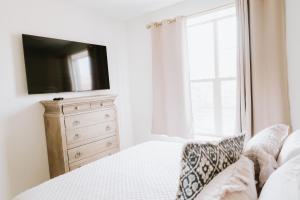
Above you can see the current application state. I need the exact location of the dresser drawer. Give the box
[66,122,117,148]
[90,100,114,110]
[68,136,118,163]
[63,103,91,114]
[64,109,115,129]
[69,148,119,171]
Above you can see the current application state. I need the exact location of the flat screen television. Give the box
[22,34,110,94]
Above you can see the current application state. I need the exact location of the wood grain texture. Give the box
[41,95,120,178]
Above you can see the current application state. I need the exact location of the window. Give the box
[187,6,237,137]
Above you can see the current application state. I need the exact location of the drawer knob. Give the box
[75,152,81,159]
[105,126,111,131]
[74,134,80,140]
[72,120,80,126]
[104,114,110,118]
[100,102,104,106]
[106,141,113,147]
[74,106,79,110]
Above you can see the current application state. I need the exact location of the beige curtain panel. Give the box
[236,0,291,137]
[150,17,193,138]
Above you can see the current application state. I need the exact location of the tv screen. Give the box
[22,34,110,94]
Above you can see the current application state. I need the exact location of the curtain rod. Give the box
[146,2,235,29]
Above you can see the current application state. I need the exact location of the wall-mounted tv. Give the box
[22,34,110,94]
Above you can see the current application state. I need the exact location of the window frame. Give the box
[187,6,237,137]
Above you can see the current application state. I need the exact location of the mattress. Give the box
[14,141,184,200]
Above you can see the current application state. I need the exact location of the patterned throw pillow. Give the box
[176,134,245,200]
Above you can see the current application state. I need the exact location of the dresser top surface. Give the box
[41,95,117,106]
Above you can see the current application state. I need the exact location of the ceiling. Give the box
[67,0,186,21]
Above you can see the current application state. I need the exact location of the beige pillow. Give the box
[195,156,257,200]
[243,124,289,187]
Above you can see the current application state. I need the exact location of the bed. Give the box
[14,125,300,200]
[14,141,184,200]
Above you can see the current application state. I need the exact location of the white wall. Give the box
[286,0,300,130]
[0,0,133,199]
[126,0,234,144]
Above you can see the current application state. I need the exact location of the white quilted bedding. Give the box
[14,141,184,200]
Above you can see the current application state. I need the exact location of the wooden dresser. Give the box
[41,95,120,178]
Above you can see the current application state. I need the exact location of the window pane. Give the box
[218,17,237,49]
[219,48,237,78]
[187,23,215,80]
[218,17,237,78]
[191,82,215,134]
[187,6,238,137]
[221,80,236,135]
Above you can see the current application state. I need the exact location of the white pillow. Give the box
[259,155,300,200]
[243,124,289,187]
[277,130,300,166]
[195,156,257,200]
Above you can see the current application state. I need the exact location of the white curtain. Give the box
[151,17,193,138]
[236,0,253,141]
[236,0,291,139]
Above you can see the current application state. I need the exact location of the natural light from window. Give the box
[187,6,237,137]
[70,50,93,91]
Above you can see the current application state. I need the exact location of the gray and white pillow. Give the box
[176,134,245,200]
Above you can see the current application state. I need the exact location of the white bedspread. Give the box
[14,141,184,200]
